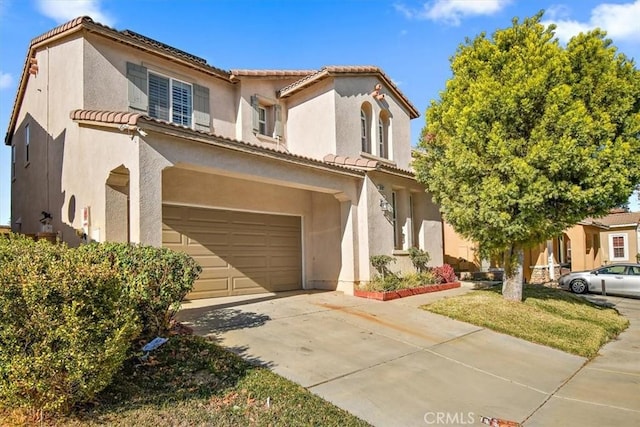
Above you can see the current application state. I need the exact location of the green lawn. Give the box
[4,335,369,426]
[423,284,629,358]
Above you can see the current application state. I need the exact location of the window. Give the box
[258,106,269,136]
[598,265,626,275]
[609,234,628,261]
[24,124,30,165]
[628,266,640,276]
[251,95,281,139]
[11,145,15,179]
[378,110,390,159]
[148,72,192,126]
[360,103,372,153]
[409,194,418,248]
[392,191,401,249]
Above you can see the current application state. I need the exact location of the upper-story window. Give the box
[24,124,30,166]
[149,73,193,127]
[127,62,210,132]
[361,102,372,153]
[378,110,390,159]
[251,95,282,140]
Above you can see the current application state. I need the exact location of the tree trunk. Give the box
[502,245,524,302]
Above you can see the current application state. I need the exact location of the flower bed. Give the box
[354,282,461,301]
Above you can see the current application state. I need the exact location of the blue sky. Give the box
[0,0,639,224]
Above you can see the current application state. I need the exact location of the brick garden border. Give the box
[354,282,461,301]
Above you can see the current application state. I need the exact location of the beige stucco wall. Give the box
[236,77,304,146]
[364,172,443,278]
[443,222,479,269]
[285,78,337,159]
[82,34,238,138]
[10,35,85,238]
[334,77,413,170]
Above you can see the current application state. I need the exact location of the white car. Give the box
[558,263,640,297]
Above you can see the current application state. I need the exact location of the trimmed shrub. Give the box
[432,264,458,284]
[370,255,396,278]
[408,247,431,273]
[78,242,202,338]
[0,235,140,415]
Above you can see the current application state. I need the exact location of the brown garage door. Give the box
[162,205,302,299]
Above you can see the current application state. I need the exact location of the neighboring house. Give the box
[444,211,640,283]
[5,17,443,299]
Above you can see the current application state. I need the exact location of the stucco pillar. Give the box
[336,193,358,295]
[129,140,170,246]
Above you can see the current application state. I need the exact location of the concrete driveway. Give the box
[177,285,640,426]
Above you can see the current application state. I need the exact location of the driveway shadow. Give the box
[178,306,271,335]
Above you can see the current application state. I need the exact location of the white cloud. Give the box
[36,0,114,26]
[543,1,640,43]
[395,0,511,25]
[0,71,12,90]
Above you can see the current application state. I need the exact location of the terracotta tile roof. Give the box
[69,109,365,177]
[70,110,142,125]
[230,70,316,78]
[323,154,379,169]
[30,16,89,45]
[323,154,415,178]
[279,66,420,119]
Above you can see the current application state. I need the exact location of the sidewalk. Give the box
[524,294,640,426]
[177,284,639,426]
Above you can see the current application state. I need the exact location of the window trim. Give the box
[392,191,401,250]
[361,107,371,153]
[148,71,193,127]
[609,233,628,261]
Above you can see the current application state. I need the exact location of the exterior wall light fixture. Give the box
[380,199,393,213]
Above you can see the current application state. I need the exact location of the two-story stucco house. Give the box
[6,17,443,299]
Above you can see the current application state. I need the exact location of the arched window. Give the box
[378,110,390,158]
[361,103,372,153]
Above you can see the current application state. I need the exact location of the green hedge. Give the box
[78,242,202,339]
[0,236,202,415]
[0,236,140,414]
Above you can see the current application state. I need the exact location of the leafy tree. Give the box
[414,12,640,301]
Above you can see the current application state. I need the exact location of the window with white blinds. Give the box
[149,72,192,126]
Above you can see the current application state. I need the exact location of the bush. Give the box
[408,247,431,273]
[0,235,140,415]
[400,271,438,289]
[78,242,202,339]
[432,264,458,284]
[366,274,402,291]
[370,255,396,278]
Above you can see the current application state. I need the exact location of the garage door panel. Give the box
[162,205,185,221]
[232,275,269,290]
[196,254,229,269]
[233,255,268,268]
[232,232,268,247]
[163,205,302,299]
[162,229,183,244]
[269,235,301,248]
[270,255,300,268]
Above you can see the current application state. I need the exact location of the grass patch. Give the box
[2,335,369,426]
[423,284,629,358]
